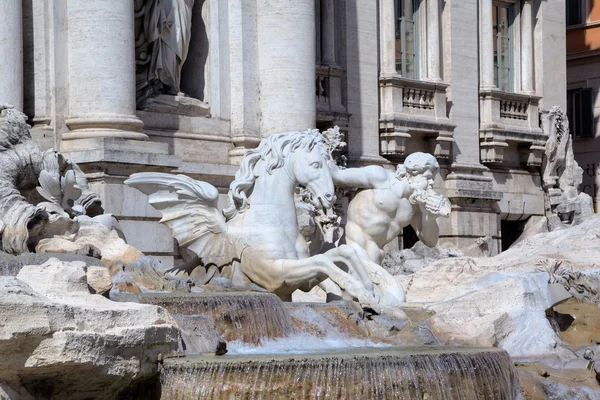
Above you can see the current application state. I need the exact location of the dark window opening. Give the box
[567,88,595,138]
[501,220,527,251]
[566,0,583,26]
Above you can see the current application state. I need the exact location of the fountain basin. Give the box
[161,346,519,399]
[138,292,295,344]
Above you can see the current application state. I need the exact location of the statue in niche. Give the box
[134,0,208,115]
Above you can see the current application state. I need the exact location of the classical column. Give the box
[257,0,315,136]
[321,0,337,66]
[426,0,441,81]
[64,0,145,141]
[521,0,534,93]
[0,2,23,110]
[380,0,397,77]
[480,0,495,89]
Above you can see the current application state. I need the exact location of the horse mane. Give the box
[223,129,323,220]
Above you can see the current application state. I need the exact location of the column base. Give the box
[228,136,262,165]
[64,115,147,141]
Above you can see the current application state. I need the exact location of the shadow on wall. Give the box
[181,0,209,102]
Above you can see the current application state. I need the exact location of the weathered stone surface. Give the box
[86,266,113,295]
[402,215,600,358]
[382,241,463,275]
[36,219,143,265]
[108,257,191,302]
[0,259,180,399]
[0,250,102,277]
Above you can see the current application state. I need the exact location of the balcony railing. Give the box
[379,76,454,159]
[479,89,544,166]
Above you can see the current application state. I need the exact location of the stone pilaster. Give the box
[426,0,441,81]
[321,0,337,66]
[379,0,397,77]
[521,0,534,94]
[0,1,23,110]
[257,0,316,137]
[441,0,502,256]
[479,0,495,89]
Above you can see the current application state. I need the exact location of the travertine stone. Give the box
[426,0,441,81]
[378,0,396,77]
[479,0,495,89]
[0,2,23,110]
[64,0,146,141]
[86,265,113,295]
[0,259,179,398]
[404,215,600,358]
[256,0,315,136]
[520,0,534,93]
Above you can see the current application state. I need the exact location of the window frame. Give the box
[567,87,595,139]
[395,0,420,80]
[566,0,583,27]
[492,2,515,92]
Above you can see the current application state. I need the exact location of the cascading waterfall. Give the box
[138,292,296,344]
[160,347,519,399]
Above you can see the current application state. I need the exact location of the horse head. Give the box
[288,132,335,210]
[223,129,335,219]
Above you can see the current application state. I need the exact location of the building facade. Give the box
[0,0,566,265]
[566,0,600,211]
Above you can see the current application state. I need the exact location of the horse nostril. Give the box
[324,193,333,200]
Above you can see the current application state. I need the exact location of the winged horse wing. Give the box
[125,172,239,269]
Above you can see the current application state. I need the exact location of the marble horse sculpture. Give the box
[126,130,380,308]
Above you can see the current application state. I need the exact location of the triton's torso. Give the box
[346,176,416,246]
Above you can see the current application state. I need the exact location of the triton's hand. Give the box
[424,194,451,217]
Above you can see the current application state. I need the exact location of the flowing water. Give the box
[138,292,296,344]
[160,346,519,399]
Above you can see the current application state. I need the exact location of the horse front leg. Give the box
[270,255,378,310]
[321,244,406,306]
[321,245,374,294]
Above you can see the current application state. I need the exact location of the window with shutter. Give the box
[567,87,596,138]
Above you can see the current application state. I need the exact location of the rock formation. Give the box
[0,258,179,399]
[397,214,600,360]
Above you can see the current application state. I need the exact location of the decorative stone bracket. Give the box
[479,89,543,167]
[379,76,455,160]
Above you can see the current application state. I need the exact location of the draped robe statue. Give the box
[135,0,195,107]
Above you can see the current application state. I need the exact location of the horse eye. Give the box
[311,162,321,169]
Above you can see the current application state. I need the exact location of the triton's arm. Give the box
[329,164,389,189]
[410,209,440,248]
[409,191,450,247]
